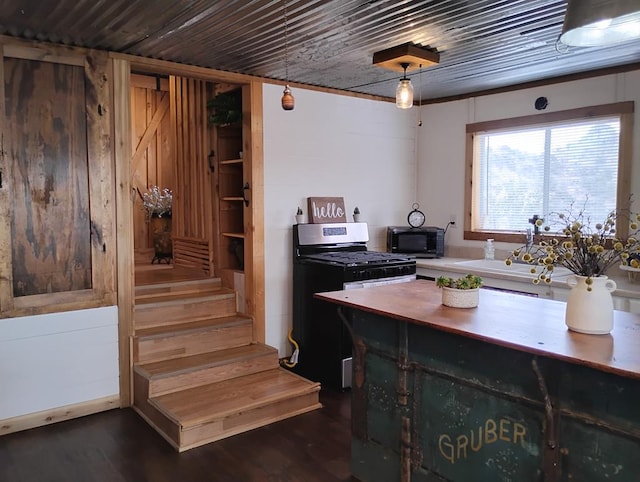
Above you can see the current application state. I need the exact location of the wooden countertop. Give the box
[315,279,640,380]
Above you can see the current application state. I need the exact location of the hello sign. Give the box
[307,197,347,223]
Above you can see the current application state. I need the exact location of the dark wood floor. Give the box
[0,388,352,482]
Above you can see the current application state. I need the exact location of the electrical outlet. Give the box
[449,214,457,227]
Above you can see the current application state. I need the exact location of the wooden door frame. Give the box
[111,53,265,406]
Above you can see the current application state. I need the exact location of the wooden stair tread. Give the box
[134,289,235,307]
[135,315,251,339]
[135,343,276,379]
[150,368,320,427]
[136,286,235,306]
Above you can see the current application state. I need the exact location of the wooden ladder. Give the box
[131,272,321,452]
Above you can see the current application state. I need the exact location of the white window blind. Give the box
[474,116,620,232]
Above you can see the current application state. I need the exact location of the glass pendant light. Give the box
[560,0,640,46]
[396,63,413,109]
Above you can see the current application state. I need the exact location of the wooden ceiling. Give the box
[1,0,639,101]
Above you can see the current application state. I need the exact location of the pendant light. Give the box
[396,63,413,109]
[281,0,294,110]
[560,0,640,46]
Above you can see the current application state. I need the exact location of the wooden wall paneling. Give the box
[0,48,13,313]
[170,76,183,236]
[170,76,214,273]
[130,85,148,251]
[243,82,265,342]
[188,78,198,234]
[113,57,134,406]
[85,50,116,306]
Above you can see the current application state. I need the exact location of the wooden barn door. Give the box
[130,74,172,261]
[0,46,114,317]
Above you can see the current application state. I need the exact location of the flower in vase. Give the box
[506,200,640,290]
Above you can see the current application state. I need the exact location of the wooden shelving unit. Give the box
[216,121,244,272]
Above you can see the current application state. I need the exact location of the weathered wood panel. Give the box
[4,58,91,297]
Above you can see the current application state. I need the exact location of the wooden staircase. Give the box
[132,272,321,452]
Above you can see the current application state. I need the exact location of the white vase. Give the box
[441,287,479,308]
[295,214,304,224]
[565,275,617,335]
[353,214,361,222]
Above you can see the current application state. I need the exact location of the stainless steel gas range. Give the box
[291,222,416,389]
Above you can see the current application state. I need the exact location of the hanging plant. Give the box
[207,89,242,126]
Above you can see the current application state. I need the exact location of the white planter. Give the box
[441,287,479,308]
[353,214,361,222]
[295,214,304,224]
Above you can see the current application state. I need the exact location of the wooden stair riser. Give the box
[133,321,252,364]
[134,295,236,330]
[142,351,279,397]
[179,391,322,451]
[135,286,224,304]
[136,277,221,294]
[132,374,181,448]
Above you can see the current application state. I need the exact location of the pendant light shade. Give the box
[396,79,413,109]
[560,0,640,46]
[281,85,295,110]
[396,63,413,109]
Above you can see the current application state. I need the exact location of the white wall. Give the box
[263,83,417,353]
[0,306,119,419]
[418,71,640,255]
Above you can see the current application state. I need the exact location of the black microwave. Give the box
[387,226,445,258]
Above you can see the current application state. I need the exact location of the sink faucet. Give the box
[528,214,542,234]
[525,228,534,251]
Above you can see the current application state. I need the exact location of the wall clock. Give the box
[407,203,425,228]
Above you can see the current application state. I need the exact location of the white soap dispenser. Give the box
[484,238,495,260]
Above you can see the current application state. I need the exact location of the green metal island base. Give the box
[315,279,640,482]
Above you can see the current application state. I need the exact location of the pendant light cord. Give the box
[418,64,422,126]
[283,0,289,83]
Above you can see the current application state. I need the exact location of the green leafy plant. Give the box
[436,273,483,290]
[139,185,172,218]
[207,90,242,126]
[353,206,360,215]
[506,201,640,289]
[297,206,303,215]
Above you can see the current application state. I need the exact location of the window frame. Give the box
[463,102,634,243]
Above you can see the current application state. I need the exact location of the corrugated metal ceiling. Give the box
[1,0,639,101]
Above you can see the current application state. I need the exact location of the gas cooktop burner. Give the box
[303,251,413,266]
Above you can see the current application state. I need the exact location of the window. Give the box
[464,102,634,242]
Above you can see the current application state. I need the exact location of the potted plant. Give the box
[436,274,483,308]
[139,186,173,263]
[353,206,361,222]
[295,206,304,224]
[207,89,242,126]
[505,201,640,334]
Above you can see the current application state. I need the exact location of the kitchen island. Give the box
[316,280,640,482]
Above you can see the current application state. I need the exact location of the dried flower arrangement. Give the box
[506,201,640,289]
[139,186,173,218]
